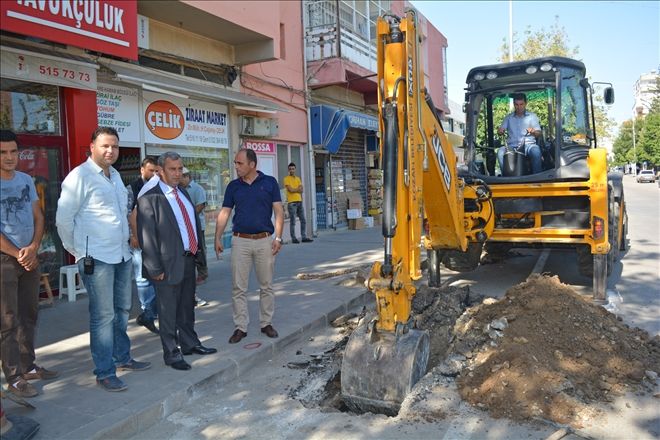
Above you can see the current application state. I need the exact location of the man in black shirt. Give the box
[127,157,159,334]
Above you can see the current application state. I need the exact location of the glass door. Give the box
[16,139,67,295]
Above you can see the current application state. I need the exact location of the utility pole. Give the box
[508,0,513,62]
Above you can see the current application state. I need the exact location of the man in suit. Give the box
[137,152,216,371]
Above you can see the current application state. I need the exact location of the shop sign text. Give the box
[0,1,138,60]
[96,83,140,142]
[244,140,275,154]
[0,48,97,91]
[145,100,184,140]
[143,91,229,148]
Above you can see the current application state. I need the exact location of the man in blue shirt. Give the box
[57,127,150,392]
[214,148,284,344]
[497,93,542,174]
[1,130,58,399]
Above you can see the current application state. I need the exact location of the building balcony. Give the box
[305,24,378,104]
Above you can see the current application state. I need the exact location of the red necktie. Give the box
[172,187,198,254]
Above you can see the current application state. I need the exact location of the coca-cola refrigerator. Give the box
[17,145,65,299]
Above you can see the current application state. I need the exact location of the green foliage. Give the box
[496,16,614,144]
[612,76,660,167]
[638,112,660,165]
[499,16,579,61]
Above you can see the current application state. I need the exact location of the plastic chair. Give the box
[58,265,87,302]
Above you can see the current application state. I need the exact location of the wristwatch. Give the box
[274,236,282,243]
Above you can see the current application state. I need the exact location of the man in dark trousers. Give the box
[127,156,159,334]
[137,152,216,371]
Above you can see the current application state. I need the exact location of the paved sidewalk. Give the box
[2,227,383,440]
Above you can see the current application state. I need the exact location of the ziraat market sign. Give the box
[143,92,228,148]
[1,0,138,60]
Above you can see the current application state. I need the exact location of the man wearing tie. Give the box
[137,152,216,371]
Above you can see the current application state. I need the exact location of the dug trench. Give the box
[288,272,660,430]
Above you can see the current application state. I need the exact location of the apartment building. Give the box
[303,0,449,229]
[633,70,659,117]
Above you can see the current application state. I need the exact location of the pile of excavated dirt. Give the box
[450,274,660,428]
[289,268,659,430]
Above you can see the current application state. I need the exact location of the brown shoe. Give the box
[7,378,38,398]
[261,325,279,338]
[22,365,59,381]
[229,329,247,344]
[228,329,247,344]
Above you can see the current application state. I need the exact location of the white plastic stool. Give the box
[58,264,87,302]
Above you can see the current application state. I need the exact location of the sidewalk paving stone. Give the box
[2,227,382,440]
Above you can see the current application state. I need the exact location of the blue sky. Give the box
[410,0,659,129]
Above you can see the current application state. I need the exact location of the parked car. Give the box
[636,170,656,183]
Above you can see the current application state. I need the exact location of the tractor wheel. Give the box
[442,242,483,272]
[576,245,593,277]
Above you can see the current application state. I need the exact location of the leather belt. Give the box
[183,251,197,257]
[233,232,270,239]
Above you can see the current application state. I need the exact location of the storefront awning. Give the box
[98,59,281,112]
[310,105,378,154]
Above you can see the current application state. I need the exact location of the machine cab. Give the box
[462,57,611,183]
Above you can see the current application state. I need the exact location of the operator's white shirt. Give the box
[500,111,541,148]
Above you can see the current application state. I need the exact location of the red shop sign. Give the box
[244,140,275,154]
[1,0,138,60]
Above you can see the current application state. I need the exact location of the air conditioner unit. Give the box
[240,116,278,137]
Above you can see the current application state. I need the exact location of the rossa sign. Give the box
[145,100,184,140]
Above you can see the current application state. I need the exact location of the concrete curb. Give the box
[85,290,373,440]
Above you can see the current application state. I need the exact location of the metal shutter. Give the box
[330,128,367,226]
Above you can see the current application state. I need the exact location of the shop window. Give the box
[146,144,230,243]
[0,79,60,135]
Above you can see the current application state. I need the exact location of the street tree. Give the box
[498,16,614,143]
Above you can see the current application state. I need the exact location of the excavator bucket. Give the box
[341,319,430,415]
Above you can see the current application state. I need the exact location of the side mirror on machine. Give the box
[604,87,615,104]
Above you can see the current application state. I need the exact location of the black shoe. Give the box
[168,360,191,371]
[302,238,313,243]
[261,325,279,338]
[291,238,300,244]
[182,345,217,355]
[136,313,159,334]
[228,329,247,344]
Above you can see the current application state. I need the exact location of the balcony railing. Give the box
[305,24,377,72]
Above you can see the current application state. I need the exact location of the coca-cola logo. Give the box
[19,150,35,161]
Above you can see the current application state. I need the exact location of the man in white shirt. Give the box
[56,127,150,392]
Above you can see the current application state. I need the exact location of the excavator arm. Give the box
[341,11,494,415]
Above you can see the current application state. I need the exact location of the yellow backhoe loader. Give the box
[341,10,625,416]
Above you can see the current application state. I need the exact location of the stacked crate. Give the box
[367,169,383,224]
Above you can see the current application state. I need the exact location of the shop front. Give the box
[96,59,280,248]
[1,0,138,296]
[310,104,378,229]
[0,46,101,292]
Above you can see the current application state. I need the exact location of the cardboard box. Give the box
[348,218,366,230]
[364,216,374,228]
[372,213,383,224]
[345,179,362,190]
[368,208,383,216]
[368,169,383,178]
[347,208,362,219]
[347,193,363,210]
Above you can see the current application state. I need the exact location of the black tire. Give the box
[577,244,593,277]
[609,200,619,264]
[483,242,513,256]
[442,242,483,272]
[619,202,628,251]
